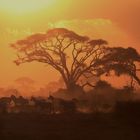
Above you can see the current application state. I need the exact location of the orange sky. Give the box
[0,0,140,88]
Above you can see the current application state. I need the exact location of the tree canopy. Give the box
[11,28,140,91]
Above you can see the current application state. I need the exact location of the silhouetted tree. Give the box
[15,77,35,95]
[11,28,140,92]
[15,77,35,90]
[96,47,140,87]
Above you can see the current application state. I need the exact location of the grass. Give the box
[0,112,140,140]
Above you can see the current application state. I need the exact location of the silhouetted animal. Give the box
[48,96,76,114]
[31,97,52,114]
[0,97,11,113]
[11,95,29,106]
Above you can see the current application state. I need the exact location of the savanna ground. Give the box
[0,111,140,140]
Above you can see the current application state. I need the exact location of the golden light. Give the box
[0,0,56,15]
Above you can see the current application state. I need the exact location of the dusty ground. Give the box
[0,113,140,140]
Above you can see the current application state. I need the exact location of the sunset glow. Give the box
[0,1,140,139]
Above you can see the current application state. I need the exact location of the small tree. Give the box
[15,77,35,92]
[11,28,140,92]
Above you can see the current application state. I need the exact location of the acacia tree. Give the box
[96,47,140,87]
[11,28,140,91]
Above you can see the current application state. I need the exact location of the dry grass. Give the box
[0,111,140,140]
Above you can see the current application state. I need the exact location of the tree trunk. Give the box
[60,73,84,94]
[65,80,84,94]
[66,80,76,90]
